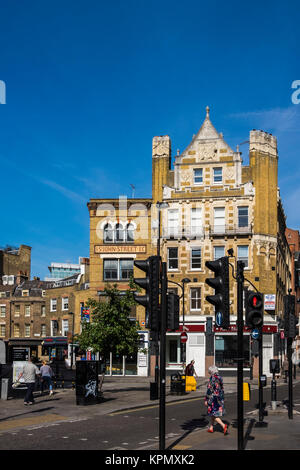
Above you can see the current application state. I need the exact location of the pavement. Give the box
[1,373,300,451]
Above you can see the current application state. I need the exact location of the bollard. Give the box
[1,378,9,400]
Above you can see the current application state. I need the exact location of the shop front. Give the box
[41,337,69,362]
[8,339,41,363]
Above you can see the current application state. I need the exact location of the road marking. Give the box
[0,414,68,432]
[173,445,192,450]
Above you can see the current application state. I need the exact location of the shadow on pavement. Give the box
[0,406,55,422]
[167,416,208,450]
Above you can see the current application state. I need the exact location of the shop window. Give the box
[215,334,250,368]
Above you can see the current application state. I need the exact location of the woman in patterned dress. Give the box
[205,365,228,434]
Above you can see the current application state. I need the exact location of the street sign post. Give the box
[180,331,188,343]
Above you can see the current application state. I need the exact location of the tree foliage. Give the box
[75,282,141,359]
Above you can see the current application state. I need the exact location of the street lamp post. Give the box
[69,312,75,369]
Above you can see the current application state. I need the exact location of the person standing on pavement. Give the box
[185,360,197,377]
[205,365,228,435]
[17,356,40,405]
[40,360,54,396]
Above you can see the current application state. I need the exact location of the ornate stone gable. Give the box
[179,106,235,163]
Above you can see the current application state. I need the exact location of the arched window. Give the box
[116,223,125,242]
[126,223,134,242]
[103,223,113,243]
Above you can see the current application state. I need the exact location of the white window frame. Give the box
[190,247,202,271]
[25,324,31,337]
[62,297,69,311]
[213,207,225,234]
[14,305,20,317]
[0,324,5,337]
[190,287,201,311]
[193,168,203,185]
[0,305,6,317]
[41,305,46,317]
[213,167,223,184]
[25,305,31,317]
[62,319,69,336]
[41,324,46,337]
[50,298,57,312]
[190,208,202,237]
[167,209,179,237]
[214,246,225,260]
[167,247,179,271]
[237,245,249,268]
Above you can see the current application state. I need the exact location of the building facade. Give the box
[86,107,291,378]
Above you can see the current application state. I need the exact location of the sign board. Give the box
[181,332,188,343]
[12,347,30,362]
[81,307,90,323]
[264,294,276,311]
[95,245,146,254]
[13,361,27,383]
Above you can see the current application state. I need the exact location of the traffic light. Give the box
[245,290,264,329]
[133,256,160,331]
[284,295,297,338]
[205,256,230,329]
[167,293,180,330]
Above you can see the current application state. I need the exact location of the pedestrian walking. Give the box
[282,355,289,383]
[205,365,228,435]
[17,356,40,405]
[40,360,54,396]
[185,360,197,377]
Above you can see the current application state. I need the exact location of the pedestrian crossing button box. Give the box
[269,359,280,374]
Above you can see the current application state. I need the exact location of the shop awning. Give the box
[42,337,68,346]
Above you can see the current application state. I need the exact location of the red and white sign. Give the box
[180,331,188,343]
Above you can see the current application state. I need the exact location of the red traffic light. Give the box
[248,292,263,309]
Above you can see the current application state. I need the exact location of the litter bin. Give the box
[170,374,186,395]
[75,360,103,405]
[1,378,9,400]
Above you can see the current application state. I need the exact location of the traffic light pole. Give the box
[288,336,293,419]
[258,326,264,423]
[236,260,244,451]
[159,261,167,450]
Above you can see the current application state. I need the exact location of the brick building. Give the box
[78,107,291,379]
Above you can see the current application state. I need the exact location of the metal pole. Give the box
[288,337,293,419]
[237,260,244,451]
[159,262,167,450]
[182,283,186,367]
[71,312,75,369]
[258,325,264,422]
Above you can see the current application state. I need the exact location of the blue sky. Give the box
[0,0,299,279]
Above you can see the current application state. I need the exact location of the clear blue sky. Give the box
[0,0,299,279]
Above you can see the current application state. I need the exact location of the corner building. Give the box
[88,107,291,378]
[154,107,290,378]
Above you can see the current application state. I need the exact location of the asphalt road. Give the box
[1,381,300,451]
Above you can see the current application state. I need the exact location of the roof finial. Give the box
[206,105,210,119]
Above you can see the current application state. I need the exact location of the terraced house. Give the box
[88,106,291,378]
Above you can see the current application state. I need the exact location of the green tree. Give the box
[75,282,141,359]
